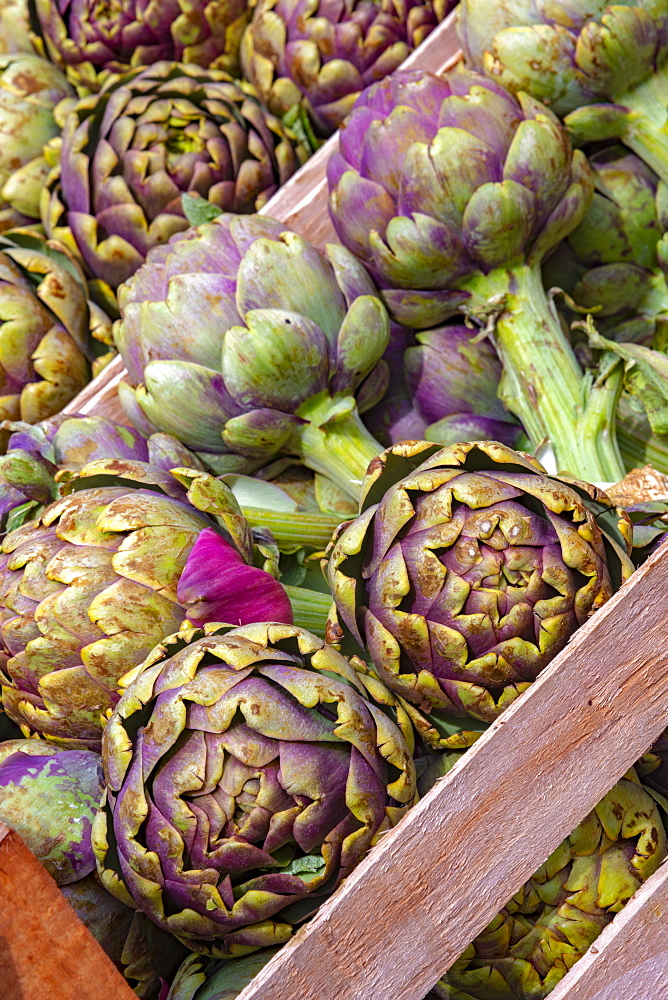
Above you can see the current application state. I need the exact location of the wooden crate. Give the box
[3,9,668,999]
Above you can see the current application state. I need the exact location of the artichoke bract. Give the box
[93,621,418,956]
[240,0,451,139]
[115,213,389,497]
[326,440,634,723]
[434,772,666,999]
[457,0,668,184]
[164,948,281,1000]
[327,67,630,481]
[364,322,523,449]
[28,0,250,92]
[0,228,116,424]
[0,53,73,228]
[0,739,103,884]
[42,62,309,291]
[0,459,293,747]
[544,147,668,343]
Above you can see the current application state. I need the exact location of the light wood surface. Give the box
[236,537,668,1000]
[549,858,668,999]
[0,823,137,1000]
[61,12,463,424]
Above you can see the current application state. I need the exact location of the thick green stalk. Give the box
[284,585,332,637]
[241,507,343,551]
[460,261,626,482]
[291,393,383,501]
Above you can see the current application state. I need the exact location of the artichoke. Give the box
[0,227,116,424]
[0,738,103,884]
[0,53,73,228]
[0,0,34,55]
[544,147,668,343]
[62,874,189,1000]
[0,459,295,747]
[240,0,451,139]
[326,67,627,481]
[42,62,309,291]
[0,413,204,533]
[93,621,418,956]
[434,772,666,999]
[28,0,250,93]
[457,0,668,184]
[164,949,281,1000]
[363,322,524,449]
[115,213,389,498]
[326,439,634,723]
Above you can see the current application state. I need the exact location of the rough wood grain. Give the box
[0,822,137,1000]
[549,858,668,999]
[61,14,462,423]
[237,538,668,1000]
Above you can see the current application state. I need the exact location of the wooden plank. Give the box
[236,538,668,1000]
[0,822,137,1000]
[549,857,668,999]
[62,14,462,423]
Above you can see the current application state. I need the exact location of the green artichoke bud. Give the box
[164,949,281,1000]
[0,0,34,56]
[62,874,189,1000]
[457,0,668,184]
[0,53,73,227]
[327,67,629,482]
[28,0,250,94]
[434,771,666,998]
[93,621,419,956]
[42,62,310,291]
[544,146,668,342]
[0,458,300,747]
[0,227,116,423]
[0,738,103,884]
[240,0,452,139]
[326,439,634,723]
[115,213,390,499]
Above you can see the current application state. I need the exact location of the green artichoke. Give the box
[28,0,250,93]
[0,0,34,56]
[0,738,103,884]
[164,949,281,1000]
[0,53,73,228]
[544,147,668,343]
[0,227,116,424]
[434,772,666,998]
[327,67,627,482]
[326,439,634,723]
[240,0,452,139]
[42,62,309,291]
[0,459,297,747]
[457,0,668,184]
[93,621,418,956]
[115,213,389,498]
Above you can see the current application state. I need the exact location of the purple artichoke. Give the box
[93,621,418,956]
[42,62,309,290]
[29,0,251,92]
[0,459,294,747]
[326,66,630,483]
[114,213,390,498]
[457,0,668,184]
[326,439,634,723]
[0,739,103,884]
[240,0,452,139]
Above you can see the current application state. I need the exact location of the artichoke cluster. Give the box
[1,1,668,999]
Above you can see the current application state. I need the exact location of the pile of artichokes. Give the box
[1,0,668,997]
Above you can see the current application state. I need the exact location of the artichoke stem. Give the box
[461,262,625,482]
[292,399,383,502]
[284,585,333,637]
[241,506,343,551]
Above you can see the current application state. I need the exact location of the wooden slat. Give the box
[61,13,463,423]
[549,858,668,999]
[0,823,137,1000]
[236,538,668,1000]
